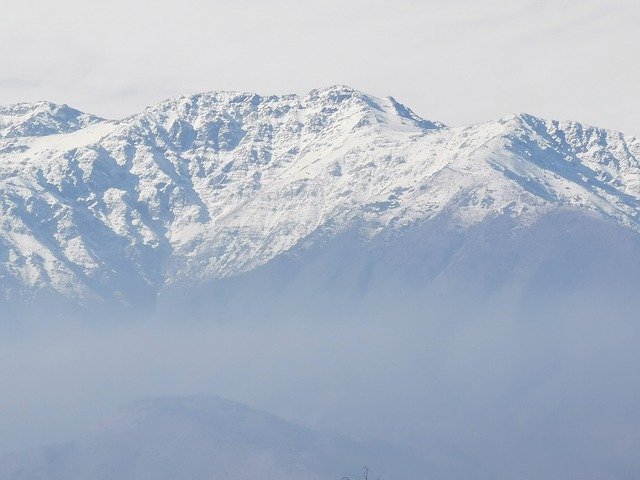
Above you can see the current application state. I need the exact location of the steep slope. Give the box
[0,395,470,480]
[0,86,638,308]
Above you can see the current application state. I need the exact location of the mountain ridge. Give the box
[0,86,638,307]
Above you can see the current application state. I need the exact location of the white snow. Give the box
[0,86,638,302]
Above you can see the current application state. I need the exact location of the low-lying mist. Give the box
[3,211,640,478]
[2,292,640,479]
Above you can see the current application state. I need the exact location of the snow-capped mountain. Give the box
[0,86,639,309]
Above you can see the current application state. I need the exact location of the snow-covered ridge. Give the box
[0,101,105,138]
[0,86,638,304]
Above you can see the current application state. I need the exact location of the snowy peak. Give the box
[0,101,105,138]
[136,85,441,146]
[487,112,640,219]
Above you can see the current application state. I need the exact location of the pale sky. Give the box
[1,0,638,134]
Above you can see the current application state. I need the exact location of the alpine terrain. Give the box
[0,85,639,315]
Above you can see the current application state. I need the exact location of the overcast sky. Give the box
[1,0,638,134]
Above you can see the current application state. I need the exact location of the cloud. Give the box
[0,0,637,133]
[0,78,41,89]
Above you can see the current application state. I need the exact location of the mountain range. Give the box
[1,86,639,314]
